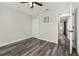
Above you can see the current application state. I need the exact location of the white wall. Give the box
[0,3,70,47]
[32,18,39,37]
[72,3,79,55]
[76,8,79,55]
[0,5,32,46]
[32,9,70,43]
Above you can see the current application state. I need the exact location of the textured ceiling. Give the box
[0,2,70,16]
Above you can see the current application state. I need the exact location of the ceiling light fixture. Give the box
[20,2,42,8]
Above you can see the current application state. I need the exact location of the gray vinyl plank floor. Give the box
[0,37,78,56]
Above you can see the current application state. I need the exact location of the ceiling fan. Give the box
[20,2,43,8]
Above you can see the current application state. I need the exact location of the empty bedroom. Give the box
[0,2,78,56]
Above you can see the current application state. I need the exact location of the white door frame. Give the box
[59,12,73,54]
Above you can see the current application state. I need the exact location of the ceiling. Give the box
[0,2,70,16]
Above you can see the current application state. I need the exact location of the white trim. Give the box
[0,36,58,48]
[34,37,58,44]
[70,3,73,54]
[59,13,70,18]
[0,36,31,47]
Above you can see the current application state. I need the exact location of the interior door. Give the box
[68,13,75,54]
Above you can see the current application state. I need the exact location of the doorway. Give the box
[58,12,76,54]
[58,13,72,54]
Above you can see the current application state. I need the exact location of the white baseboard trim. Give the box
[0,36,31,47]
[33,37,58,44]
[0,36,58,47]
